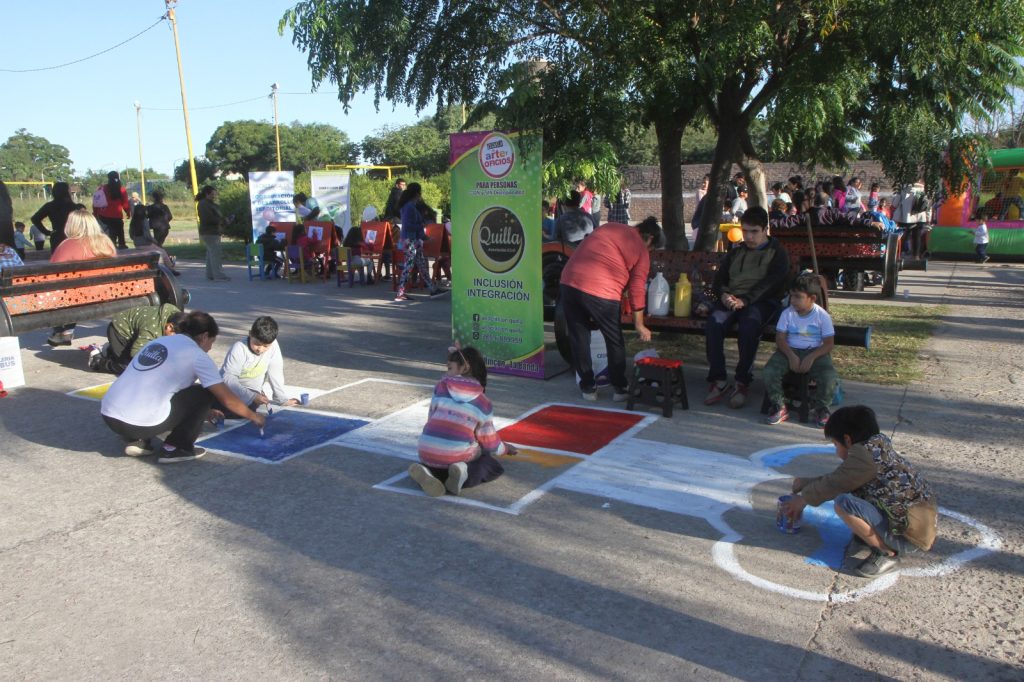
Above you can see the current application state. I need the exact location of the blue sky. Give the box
[0,1,423,177]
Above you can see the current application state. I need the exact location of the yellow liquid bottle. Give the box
[674,272,692,317]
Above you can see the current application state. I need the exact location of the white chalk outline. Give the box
[370,401,657,513]
[712,444,1003,602]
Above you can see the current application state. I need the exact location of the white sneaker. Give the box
[446,462,469,496]
[581,390,598,401]
[612,391,629,403]
[408,463,445,497]
[124,439,154,456]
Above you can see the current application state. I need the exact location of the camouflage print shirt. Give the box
[800,433,937,549]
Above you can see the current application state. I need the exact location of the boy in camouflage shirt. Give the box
[782,405,937,577]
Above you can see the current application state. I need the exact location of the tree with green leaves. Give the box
[691,0,1024,250]
[0,129,73,181]
[204,120,358,177]
[281,0,1024,253]
[280,0,708,247]
[173,158,217,190]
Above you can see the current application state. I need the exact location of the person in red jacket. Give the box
[559,217,663,401]
[93,171,132,249]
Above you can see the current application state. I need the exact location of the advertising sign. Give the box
[449,131,543,378]
[248,171,295,242]
[310,170,352,236]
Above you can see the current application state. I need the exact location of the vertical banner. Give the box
[311,170,352,236]
[450,131,544,379]
[248,171,295,242]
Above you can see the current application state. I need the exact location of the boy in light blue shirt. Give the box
[763,274,838,427]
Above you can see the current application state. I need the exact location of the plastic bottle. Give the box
[673,272,692,317]
[647,272,670,316]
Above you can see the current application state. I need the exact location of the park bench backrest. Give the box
[0,252,170,336]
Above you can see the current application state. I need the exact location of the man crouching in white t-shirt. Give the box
[211,316,300,421]
[762,274,839,428]
[100,311,266,463]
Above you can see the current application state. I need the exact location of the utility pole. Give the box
[165,0,198,197]
[134,101,147,203]
[270,83,282,171]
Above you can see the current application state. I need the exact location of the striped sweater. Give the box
[417,376,508,468]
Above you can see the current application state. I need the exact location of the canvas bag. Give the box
[92,186,108,209]
[0,336,26,390]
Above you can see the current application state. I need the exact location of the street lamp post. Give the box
[270,83,282,172]
[165,0,198,197]
[134,100,146,203]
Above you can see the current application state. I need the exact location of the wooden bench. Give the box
[553,248,871,364]
[0,252,188,336]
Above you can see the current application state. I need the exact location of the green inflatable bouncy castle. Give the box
[932,148,1024,261]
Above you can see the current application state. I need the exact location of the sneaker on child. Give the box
[814,407,831,428]
[408,463,445,497]
[765,404,789,425]
[446,462,469,496]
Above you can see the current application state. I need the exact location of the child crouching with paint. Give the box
[408,346,517,497]
[781,405,937,577]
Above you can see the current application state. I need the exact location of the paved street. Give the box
[1,260,1022,680]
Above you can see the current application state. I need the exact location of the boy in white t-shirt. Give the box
[763,274,838,427]
[971,210,990,263]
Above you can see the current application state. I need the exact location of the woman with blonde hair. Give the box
[47,209,118,345]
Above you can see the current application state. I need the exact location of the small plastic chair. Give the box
[246,243,265,281]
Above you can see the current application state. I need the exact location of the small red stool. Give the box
[626,357,688,417]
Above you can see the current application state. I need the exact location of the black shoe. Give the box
[429,288,450,297]
[47,333,73,347]
[854,550,900,577]
[157,446,207,464]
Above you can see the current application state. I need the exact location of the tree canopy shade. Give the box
[0,129,73,181]
[204,120,359,177]
[282,0,1024,251]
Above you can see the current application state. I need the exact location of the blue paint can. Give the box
[777,495,802,534]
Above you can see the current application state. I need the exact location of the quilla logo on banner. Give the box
[449,131,544,378]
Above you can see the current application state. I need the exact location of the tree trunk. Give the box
[655,116,687,250]
[738,131,767,208]
[697,126,741,251]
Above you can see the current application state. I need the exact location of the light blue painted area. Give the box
[758,445,852,569]
[802,500,853,568]
[200,410,369,463]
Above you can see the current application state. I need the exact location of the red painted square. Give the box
[498,405,645,455]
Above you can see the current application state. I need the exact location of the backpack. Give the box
[92,187,108,209]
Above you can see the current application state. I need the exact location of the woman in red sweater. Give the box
[93,171,132,249]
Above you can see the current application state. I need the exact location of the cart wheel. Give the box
[881,233,899,298]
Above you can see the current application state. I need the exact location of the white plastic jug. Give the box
[647,272,670,316]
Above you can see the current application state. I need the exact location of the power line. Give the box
[142,95,268,112]
[0,16,167,73]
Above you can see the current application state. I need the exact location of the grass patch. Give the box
[623,303,947,387]
[829,303,947,385]
[164,238,248,262]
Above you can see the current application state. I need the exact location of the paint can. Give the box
[300,393,310,406]
[777,495,802,534]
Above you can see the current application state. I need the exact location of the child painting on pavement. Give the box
[408,346,517,497]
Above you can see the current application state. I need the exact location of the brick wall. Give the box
[617,161,888,223]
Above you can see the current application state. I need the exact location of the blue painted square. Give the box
[199,410,369,463]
